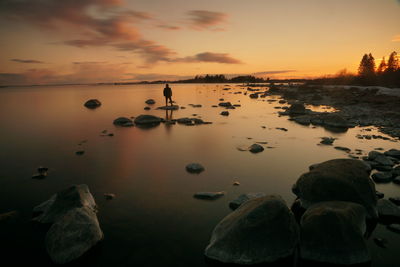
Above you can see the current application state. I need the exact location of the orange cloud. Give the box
[177,52,242,64]
[11,59,45,64]
[187,10,227,31]
[392,35,400,42]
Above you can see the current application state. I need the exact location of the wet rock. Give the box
[220,111,229,116]
[293,115,311,125]
[288,102,306,115]
[134,115,162,125]
[276,127,288,132]
[218,102,232,107]
[84,99,101,109]
[145,99,155,105]
[393,176,400,184]
[374,165,393,172]
[194,192,225,200]
[75,151,85,156]
[387,224,400,233]
[249,144,264,153]
[104,193,115,200]
[368,151,383,160]
[300,201,369,265]
[45,206,103,264]
[113,117,134,127]
[249,93,259,99]
[362,160,380,169]
[384,149,400,159]
[186,163,205,174]
[322,113,349,128]
[292,159,377,218]
[233,181,240,186]
[32,184,97,224]
[377,199,400,219]
[320,137,335,145]
[376,191,385,199]
[373,155,394,166]
[372,172,393,183]
[205,195,299,264]
[229,193,266,210]
[144,106,150,110]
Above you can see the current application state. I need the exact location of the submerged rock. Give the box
[45,206,103,264]
[145,99,155,105]
[205,195,299,264]
[292,159,377,218]
[300,201,369,265]
[113,117,133,127]
[84,99,101,109]
[194,192,225,200]
[220,111,229,116]
[156,105,179,110]
[229,193,266,210]
[186,163,205,174]
[134,115,162,125]
[320,137,335,145]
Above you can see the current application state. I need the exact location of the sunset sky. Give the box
[0,0,399,85]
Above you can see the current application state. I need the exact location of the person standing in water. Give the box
[163,84,173,106]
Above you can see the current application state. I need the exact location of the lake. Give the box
[0,83,399,266]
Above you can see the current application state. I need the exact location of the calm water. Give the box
[0,84,399,266]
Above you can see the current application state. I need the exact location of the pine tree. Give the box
[377,57,387,74]
[358,53,375,77]
[386,51,399,72]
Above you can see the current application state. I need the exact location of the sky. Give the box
[0,0,399,85]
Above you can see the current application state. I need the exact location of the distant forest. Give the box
[309,51,400,88]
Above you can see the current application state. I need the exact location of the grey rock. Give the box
[374,165,393,172]
[377,199,400,219]
[300,201,369,265]
[220,111,229,116]
[322,113,349,128]
[229,193,266,210]
[84,99,101,109]
[384,149,400,159]
[288,102,306,115]
[292,159,377,218]
[45,207,103,264]
[134,115,162,125]
[194,192,225,200]
[320,137,335,145]
[186,163,205,174]
[113,117,133,127]
[372,172,393,183]
[205,195,299,264]
[368,151,383,160]
[293,115,311,125]
[218,102,232,107]
[373,155,394,166]
[32,184,97,224]
[249,144,264,153]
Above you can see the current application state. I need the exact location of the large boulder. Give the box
[32,184,97,224]
[229,193,266,210]
[84,99,101,109]
[292,159,377,218]
[45,207,103,264]
[205,195,299,264]
[134,115,162,125]
[300,201,369,265]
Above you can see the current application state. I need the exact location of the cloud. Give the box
[177,52,242,64]
[392,35,400,42]
[157,24,181,30]
[187,10,227,31]
[11,59,45,64]
[253,70,296,75]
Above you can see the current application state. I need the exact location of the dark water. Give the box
[0,84,399,266]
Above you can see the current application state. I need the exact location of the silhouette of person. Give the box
[163,84,173,106]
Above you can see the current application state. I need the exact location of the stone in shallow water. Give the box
[229,192,266,210]
[373,155,394,166]
[193,192,224,200]
[320,137,335,145]
[45,206,103,264]
[84,99,101,109]
[220,111,229,116]
[205,195,299,264]
[156,105,179,110]
[384,149,400,159]
[185,163,205,174]
[292,159,377,219]
[145,99,155,105]
[134,115,162,125]
[113,117,133,127]
[372,172,393,183]
[248,144,264,153]
[300,201,369,265]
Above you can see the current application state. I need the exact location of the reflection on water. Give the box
[0,84,399,266]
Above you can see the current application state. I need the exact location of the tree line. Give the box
[310,51,400,87]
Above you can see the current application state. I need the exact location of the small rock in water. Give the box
[144,106,151,110]
[376,191,385,199]
[75,151,85,156]
[220,111,229,116]
[194,192,225,200]
[276,127,288,132]
[145,99,155,105]
[113,117,134,127]
[233,181,240,186]
[249,144,264,153]
[372,172,393,183]
[186,163,205,174]
[84,99,101,109]
[104,193,115,200]
[134,115,162,126]
[320,137,335,145]
[387,224,400,233]
[101,130,107,134]
[334,146,351,153]
[108,133,114,137]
